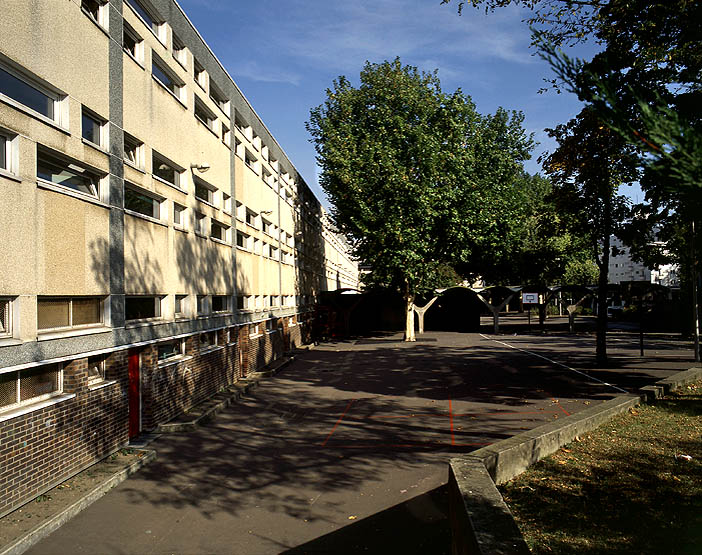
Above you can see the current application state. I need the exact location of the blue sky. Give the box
[179,0,643,205]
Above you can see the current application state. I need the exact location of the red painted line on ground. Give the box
[552,398,571,416]
[321,399,355,447]
[449,395,455,446]
[367,413,447,419]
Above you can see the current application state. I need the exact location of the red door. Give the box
[128,349,140,438]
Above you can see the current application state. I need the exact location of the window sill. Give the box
[194,231,208,239]
[0,95,69,135]
[37,325,111,341]
[37,179,110,209]
[124,2,166,46]
[0,337,22,347]
[0,168,21,183]
[158,354,193,369]
[200,345,224,354]
[125,209,168,227]
[88,379,117,392]
[124,159,146,173]
[196,197,217,210]
[81,9,110,37]
[0,393,76,424]
[125,318,163,329]
[153,174,187,194]
[195,116,219,138]
[235,245,251,253]
[174,225,188,233]
[82,137,110,155]
[152,75,187,110]
[172,54,187,71]
[210,237,231,247]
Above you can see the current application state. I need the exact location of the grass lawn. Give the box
[499,381,702,554]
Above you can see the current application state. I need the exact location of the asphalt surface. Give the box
[26,326,697,554]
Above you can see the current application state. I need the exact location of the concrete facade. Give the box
[0,0,358,518]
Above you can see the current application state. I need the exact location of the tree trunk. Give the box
[596,202,611,366]
[404,294,416,342]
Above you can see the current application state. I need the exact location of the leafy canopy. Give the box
[307,59,533,299]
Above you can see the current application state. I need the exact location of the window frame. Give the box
[87,354,107,385]
[81,105,107,149]
[151,55,185,103]
[124,295,162,322]
[124,183,164,222]
[209,82,229,115]
[196,295,209,316]
[157,338,185,363]
[124,0,165,43]
[199,330,217,350]
[0,297,12,339]
[122,22,144,65]
[81,0,109,30]
[36,146,106,203]
[0,364,63,415]
[0,128,18,177]
[37,296,105,333]
[171,33,188,68]
[152,151,184,191]
[210,220,230,244]
[194,211,207,236]
[194,96,217,133]
[194,176,216,206]
[193,58,207,90]
[173,202,187,230]
[123,132,144,169]
[174,294,188,318]
[211,295,230,313]
[0,58,68,129]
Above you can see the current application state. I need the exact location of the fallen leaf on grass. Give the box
[348,516,357,520]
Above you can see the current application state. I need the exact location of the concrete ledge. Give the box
[0,449,156,555]
[449,366,702,555]
[155,355,294,433]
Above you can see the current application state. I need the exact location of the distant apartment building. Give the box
[608,235,678,287]
[0,0,358,518]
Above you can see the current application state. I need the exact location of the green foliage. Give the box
[307,58,533,300]
[563,258,598,286]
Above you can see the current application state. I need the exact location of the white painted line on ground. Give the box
[479,334,629,394]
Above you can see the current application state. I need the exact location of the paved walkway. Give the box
[26,330,696,554]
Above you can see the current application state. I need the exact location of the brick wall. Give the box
[0,312,313,517]
[0,353,128,519]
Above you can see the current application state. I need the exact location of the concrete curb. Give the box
[155,355,295,433]
[448,366,702,555]
[0,449,156,555]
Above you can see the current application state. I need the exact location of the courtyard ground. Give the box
[17,326,698,554]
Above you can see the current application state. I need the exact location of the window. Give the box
[123,132,143,168]
[173,202,186,228]
[265,319,276,332]
[87,355,107,384]
[194,96,216,132]
[222,193,231,213]
[0,364,62,413]
[244,150,257,172]
[37,148,103,200]
[194,178,214,204]
[158,339,183,361]
[82,106,106,148]
[125,296,161,320]
[172,34,187,67]
[152,56,184,101]
[262,167,271,185]
[209,83,229,114]
[174,294,187,317]
[199,331,216,349]
[253,237,261,255]
[210,220,229,243]
[122,23,143,63]
[236,231,249,250]
[222,124,231,148]
[270,295,279,307]
[125,0,163,41]
[37,297,103,331]
[124,184,162,220]
[0,128,17,175]
[262,219,272,235]
[0,61,66,126]
[212,295,230,313]
[236,296,246,310]
[0,298,11,338]
[235,201,245,221]
[194,212,207,235]
[194,58,207,89]
[82,0,108,29]
[245,210,258,228]
[197,295,208,315]
[152,151,182,189]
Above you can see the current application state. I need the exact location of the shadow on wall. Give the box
[293,184,328,302]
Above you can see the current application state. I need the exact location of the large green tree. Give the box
[542,106,638,364]
[307,59,533,340]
